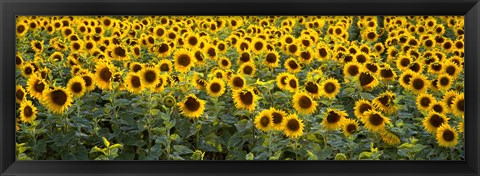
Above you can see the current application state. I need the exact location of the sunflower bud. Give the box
[164,95,176,108]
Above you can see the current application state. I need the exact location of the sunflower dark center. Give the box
[254,42,263,50]
[266,53,277,63]
[82,76,92,87]
[130,76,141,88]
[444,42,452,49]
[301,51,311,60]
[289,79,297,88]
[299,96,312,109]
[243,66,253,75]
[366,63,378,73]
[222,59,229,66]
[51,90,67,106]
[99,67,112,82]
[260,116,270,127]
[188,36,198,46]
[114,47,126,57]
[24,106,33,117]
[287,119,300,131]
[420,97,431,107]
[369,114,383,126]
[280,76,288,85]
[440,77,450,86]
[401,74,412,85]
[143,70,156,83]
[185,97,200,111]
[159,44,169,53]
[16,89,24,100]
[412,78,425,90]
[159,63,169,72]
[425,40,433,47]
[210,83,221,93]
[73,43,80,50]
[400,58,410,67]
[348,65,359,76]
[240,53,250,62]
[367,32,376,39]
[33,81,45,93]
[324,82,336,94]
[288,45,298,53]
[240,91,253,105]
[288,60,298,70]
[431,64,442,71]
[34,42,42,50]
[218,44,225,50]
[442,130,455,141]
[455,42,464,49]
[380,69,394,78]
[25,67,32,75]
[356,55,367,63]
[359,73,374,86]
[327,111,341,123]
[305,82,319,94]
[346,124,357,133]
[178,54,191,67]
[17,25,26,33]
[378,96,390,106]
[207,48,216,57]
[72,82,83,93]
[410,63,421,72]
[429,114,444,127]
[16,56,22,65]
[286,38,293,44]
[446,66,456,76]
[319,48,327,57]
[272,112,283,124]
[232,77,244,88]
[457,99,464,112]
[433,104,443,113]
[156,28,165,36]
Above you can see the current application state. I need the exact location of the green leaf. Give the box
[245,152,254,160]
[173,145,193,155]
[109,144,123,150]
[102,137,110,147]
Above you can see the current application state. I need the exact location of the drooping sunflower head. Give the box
[452,93,464,118]
[380,129,401,145]
[361,110,390,132]
[206,78,226,97]
[354,99,373,119]
[67,76,86,98]
[322,108,348,130]
[232,88,257,112]
[292,92,317,115]
[423,112,449,133]
[19,100,37,124]
[320,77,341,99]
[342,118,359,137]
[173,48,196,73]
[254,110,273,132]
[177,94,206,119]
[269,107,287,131]
[436,124,459,148]
[42,87,73,114]
[282,113,304,139]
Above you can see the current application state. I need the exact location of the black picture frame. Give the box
[1,0,479,175]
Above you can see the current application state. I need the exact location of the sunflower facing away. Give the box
[177,94,206,119]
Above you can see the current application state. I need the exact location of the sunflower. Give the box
[139,66,160,89]
[292,92,317,115]
[275,72,291,90]
[69,40,83,53]
[173,48,196,73]
[354,52,370,64]
[16,22,28,36]
[408,61,423,73]
[254,110,273,132]
[95,61,114,90]
[16,85,26,104]
[362,110,390,132]
[269,107,287,131]
[443,61,461,77]
[42,87,73,114]
[298,48,315,64]
[364,62,379,74]
[21,62,35,78]
[15,53,24,69]
[398,70,415,89]
[436,124,459,148]
[185,32,201,48]
[238,51,252,65]
[443,90,459,112]
[27,76,48,100]
[320,78,341,99]
[409,73,429,95]
[357,72,378,90]
[80,71,96,92]
[452,93,464,118]
[322,108,348,130]
[177,94,206,119]
[153,25,167,38]
[285,43,299,56]
[380,130,401,145]
[372,90,397,114]
[67,76,86,98]
[423,112,449,133]
[238,62,256,77]
[428,62,444,74]
[206,78,226,97]
[30,40,44,53]
[125,72,144,94]
[304,81,321,99]
[414,93,436,112]
[156,59,173,74]
[232,88,257,111]
[342,118,359,137]
[316,44,331,60]
[251,38,266,54]
[263,50,280,68]
[218,57,232,69]
[282,113,304,139]
[354,99,374,119]
[396,56,412,71]
[285,75,299,93]
[19,100,37,124]
[228,74,246,91]
[379,66,397,81]
[284,58,302,73]
[343,61,363,77]
[203,44,218,60]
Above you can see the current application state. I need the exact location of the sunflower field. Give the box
[15,16,465,160]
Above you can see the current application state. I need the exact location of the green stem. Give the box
[146,91,153,156]
[268,131,273,158]
[196,119,200,149]
[294,138,299,160]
